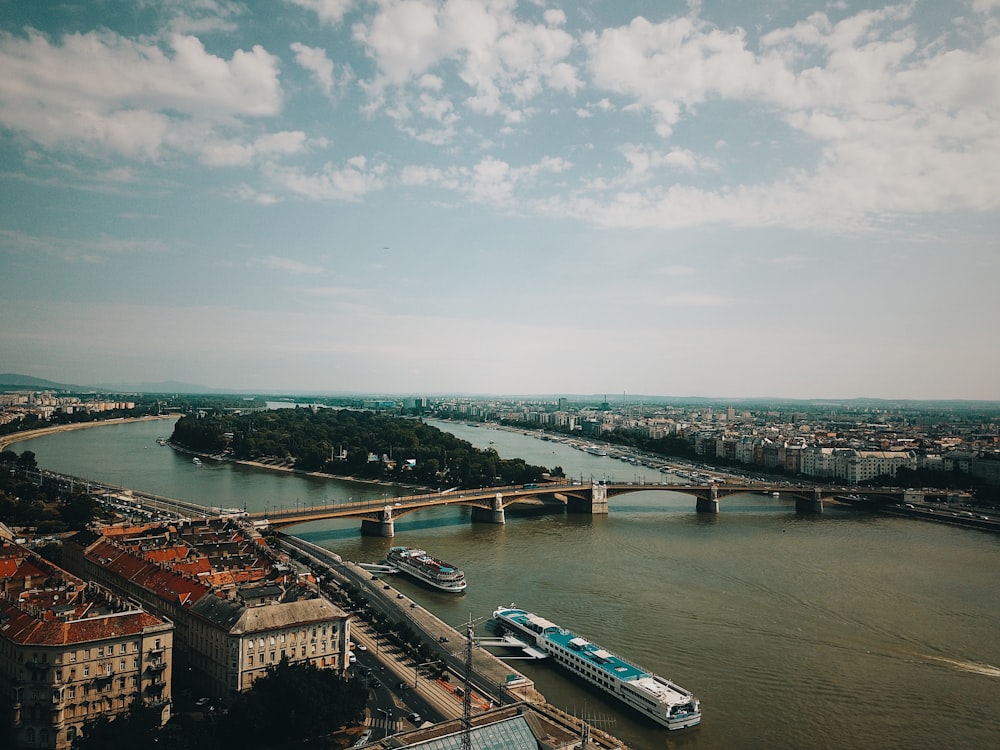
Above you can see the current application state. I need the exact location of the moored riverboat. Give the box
[386,546,467,592]
[492,605,700,730]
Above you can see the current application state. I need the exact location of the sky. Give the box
[1,0,998,400]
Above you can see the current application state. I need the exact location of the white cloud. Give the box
[255,255,324,274]
[291,42,335,96]
[570,5,1000,230]
[354,0,579,129]
[267,155,387,201]
[401,154,571,207]
[286,0,354,26]
[0,229,167,264]
[0,29,283,162]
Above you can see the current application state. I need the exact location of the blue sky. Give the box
[1,0,998,399]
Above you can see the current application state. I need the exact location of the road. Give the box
[276,533,542,727]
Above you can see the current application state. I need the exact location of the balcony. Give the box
[146,661,167,674]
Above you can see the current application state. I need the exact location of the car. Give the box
[410,602,417,608]
[356,644,367,651]
[398,681,409,690]
[383,584,391,589]
[438,636,448,643]
[397,593,405,599]
[353,729,373,747]
[408,712,422,724]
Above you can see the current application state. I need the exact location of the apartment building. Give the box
[0,542,174,750]
[62,518,350,699]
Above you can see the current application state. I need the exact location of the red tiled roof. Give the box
[0,598,165,646]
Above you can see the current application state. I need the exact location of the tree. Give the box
[16,450,37,471]
[217,658,367,749]
[72,703,164,750]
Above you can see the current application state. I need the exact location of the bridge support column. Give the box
[696,485,720,513]
[360,506,396,537]
[566,483,609,514]
[472,492,506,525]
[590,482,608,514]
[796,489,824,514]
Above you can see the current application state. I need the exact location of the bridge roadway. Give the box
[251,481,920,537]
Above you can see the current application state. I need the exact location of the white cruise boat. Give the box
[492,606,700,730]
[386,546,466,592]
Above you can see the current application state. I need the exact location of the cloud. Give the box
[400,154,571,207]
[0,29,283,162]
[290,41,353,101]
[567,4,1000,231]
[0,229,167,264]
[266,155,387,201]
[286,0,354,27]
[255,255,324,275]
[354,0,580,130]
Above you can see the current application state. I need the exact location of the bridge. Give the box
[250,481,925,537]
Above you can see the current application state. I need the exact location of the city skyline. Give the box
[1,1,998,401]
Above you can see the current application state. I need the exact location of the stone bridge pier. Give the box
[795,488,824,514]
[696,485,720,513]
[565,483,609,514]
[360,505,396,537]
[471,492,507,525]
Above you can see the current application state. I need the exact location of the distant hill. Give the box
[0,373,81,391]
[0,373,218,394]
[89,380,220,394]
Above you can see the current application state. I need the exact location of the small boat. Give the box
[192,457,202,466]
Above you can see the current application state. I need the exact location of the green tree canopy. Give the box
[216,658,367,749]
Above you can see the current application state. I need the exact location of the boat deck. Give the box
[501,608,692,702]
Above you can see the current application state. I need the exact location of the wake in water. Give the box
[918,654,1000,678]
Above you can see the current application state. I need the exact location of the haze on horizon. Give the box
[1,1,998,402]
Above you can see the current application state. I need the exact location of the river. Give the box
[12,418,1000,750]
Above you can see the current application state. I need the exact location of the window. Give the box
[83,667,90,678]
[120,644,127,654]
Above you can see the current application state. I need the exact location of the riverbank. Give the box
[168,441,437,495]
[0,414,178,452]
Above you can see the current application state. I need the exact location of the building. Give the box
[62,518,350,699]
[378,702,625,750]
[0,541,174,750]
